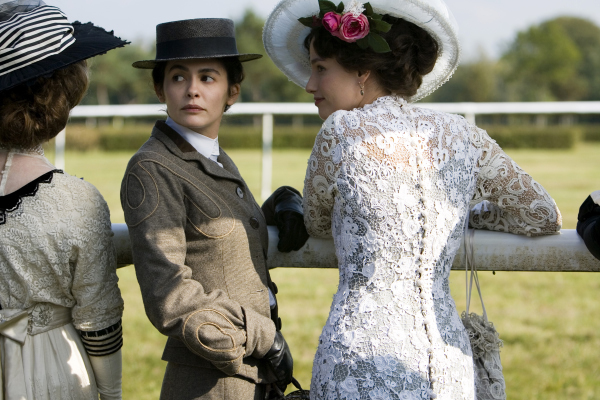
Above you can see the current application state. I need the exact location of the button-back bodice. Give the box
[303,96,561,400]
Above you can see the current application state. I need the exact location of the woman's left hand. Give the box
[276,210,309,252]
[262,186,309,252]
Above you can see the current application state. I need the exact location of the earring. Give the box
[359,82,364,96]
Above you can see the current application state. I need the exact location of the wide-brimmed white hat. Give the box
[263,0,460,102]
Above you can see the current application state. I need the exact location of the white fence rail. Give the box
[64,101,600,200]
[111,224,600,272]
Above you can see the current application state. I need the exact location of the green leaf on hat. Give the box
[319,0,337,13]
[371,19,392,33]
[357,37,369,50]
[370,13,383,20]
[299,16,316,28]
[368,32,391,53]
[364,2,374,16]
[336,1,344,13]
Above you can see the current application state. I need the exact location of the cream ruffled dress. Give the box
[0,148,123,400]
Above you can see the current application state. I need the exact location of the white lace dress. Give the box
[0,151,123,399]
[303,96,561,400]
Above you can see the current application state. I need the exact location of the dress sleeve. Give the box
[70,180,124,337]
[303,116,342,238]
[121,155,275,376]
[468,124,562,236]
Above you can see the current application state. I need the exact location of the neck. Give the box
[358,86,392,108]
[171,117,222,140]
[191,120,221,139]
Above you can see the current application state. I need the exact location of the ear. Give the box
[227,83,241,106]
[154,84,165,103]
[357,70,372,84]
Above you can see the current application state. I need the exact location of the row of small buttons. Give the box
[236,186,261,230]
[413,143,438,400]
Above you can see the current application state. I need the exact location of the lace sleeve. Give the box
[469,125,562,236]
[70,180,124,331]
[303,116,341,238]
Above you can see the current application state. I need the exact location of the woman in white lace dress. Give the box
[0,1,127,399]
[264,1,561,399]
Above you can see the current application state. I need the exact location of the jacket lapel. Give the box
[151,121,245,185]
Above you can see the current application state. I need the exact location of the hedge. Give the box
[63,123,600,151]
[481,126,578,149]
[63,124,321,151]
[581,125,600,142]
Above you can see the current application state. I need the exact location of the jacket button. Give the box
[236,187,244,199]
[249,217,260,229]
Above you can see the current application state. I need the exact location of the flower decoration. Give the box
[299,0,392,53]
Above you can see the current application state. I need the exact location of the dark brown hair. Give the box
[304,16,439,97]
[152,57,245,112]
[0,61,89,149]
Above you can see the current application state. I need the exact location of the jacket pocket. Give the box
[183,184,235,239]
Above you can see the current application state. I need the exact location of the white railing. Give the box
[111,224,600,272]
[63,102,600,200]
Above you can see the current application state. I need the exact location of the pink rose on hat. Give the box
[297,0,392,50]
[339,12,369,42]
[322,11,342,33]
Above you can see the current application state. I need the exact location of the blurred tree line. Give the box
[81,13,600,105]
[425,16,600,102]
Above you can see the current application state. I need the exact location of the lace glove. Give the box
[576,191,600,260]
[263,331,293,392]
[262,186,309,252]
[88,350,122,400]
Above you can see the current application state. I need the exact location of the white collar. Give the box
[165,118,222,166]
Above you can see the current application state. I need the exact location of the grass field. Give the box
[57,143,600,399]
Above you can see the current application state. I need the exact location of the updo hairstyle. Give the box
[304,15,439,97]
[0,60,89,149]
[152,57,245,112]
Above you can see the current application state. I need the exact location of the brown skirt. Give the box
[160,362,266,400]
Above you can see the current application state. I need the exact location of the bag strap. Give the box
[464,213,488,322]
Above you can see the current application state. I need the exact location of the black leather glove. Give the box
[263,331,293,392]
[262,186,309,252]
[276,210,309,252]
[576,194,600,260]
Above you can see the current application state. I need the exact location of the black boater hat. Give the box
[132,18,262,69]
[0,0,128,92]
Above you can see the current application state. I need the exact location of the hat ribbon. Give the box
[0,5,75,77]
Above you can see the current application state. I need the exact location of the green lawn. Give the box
[58,143,600,400]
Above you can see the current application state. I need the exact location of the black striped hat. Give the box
[0,0,128,92]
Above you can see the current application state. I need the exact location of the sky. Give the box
[52,0,600,60]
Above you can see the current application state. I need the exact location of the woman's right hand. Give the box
[263,331,293,392]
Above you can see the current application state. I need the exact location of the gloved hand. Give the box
[262,186,309,252]
[276,210,309,252]
[576,192,600,260]
[263,331,293,393]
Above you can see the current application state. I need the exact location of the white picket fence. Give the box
[111,224,600,272]
[63,101,600,200]
[77,101,600,272]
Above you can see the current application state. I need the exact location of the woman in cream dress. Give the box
[0,1,127,398]
[264,0,561,398]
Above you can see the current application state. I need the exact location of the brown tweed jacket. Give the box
[120,121,278,384]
